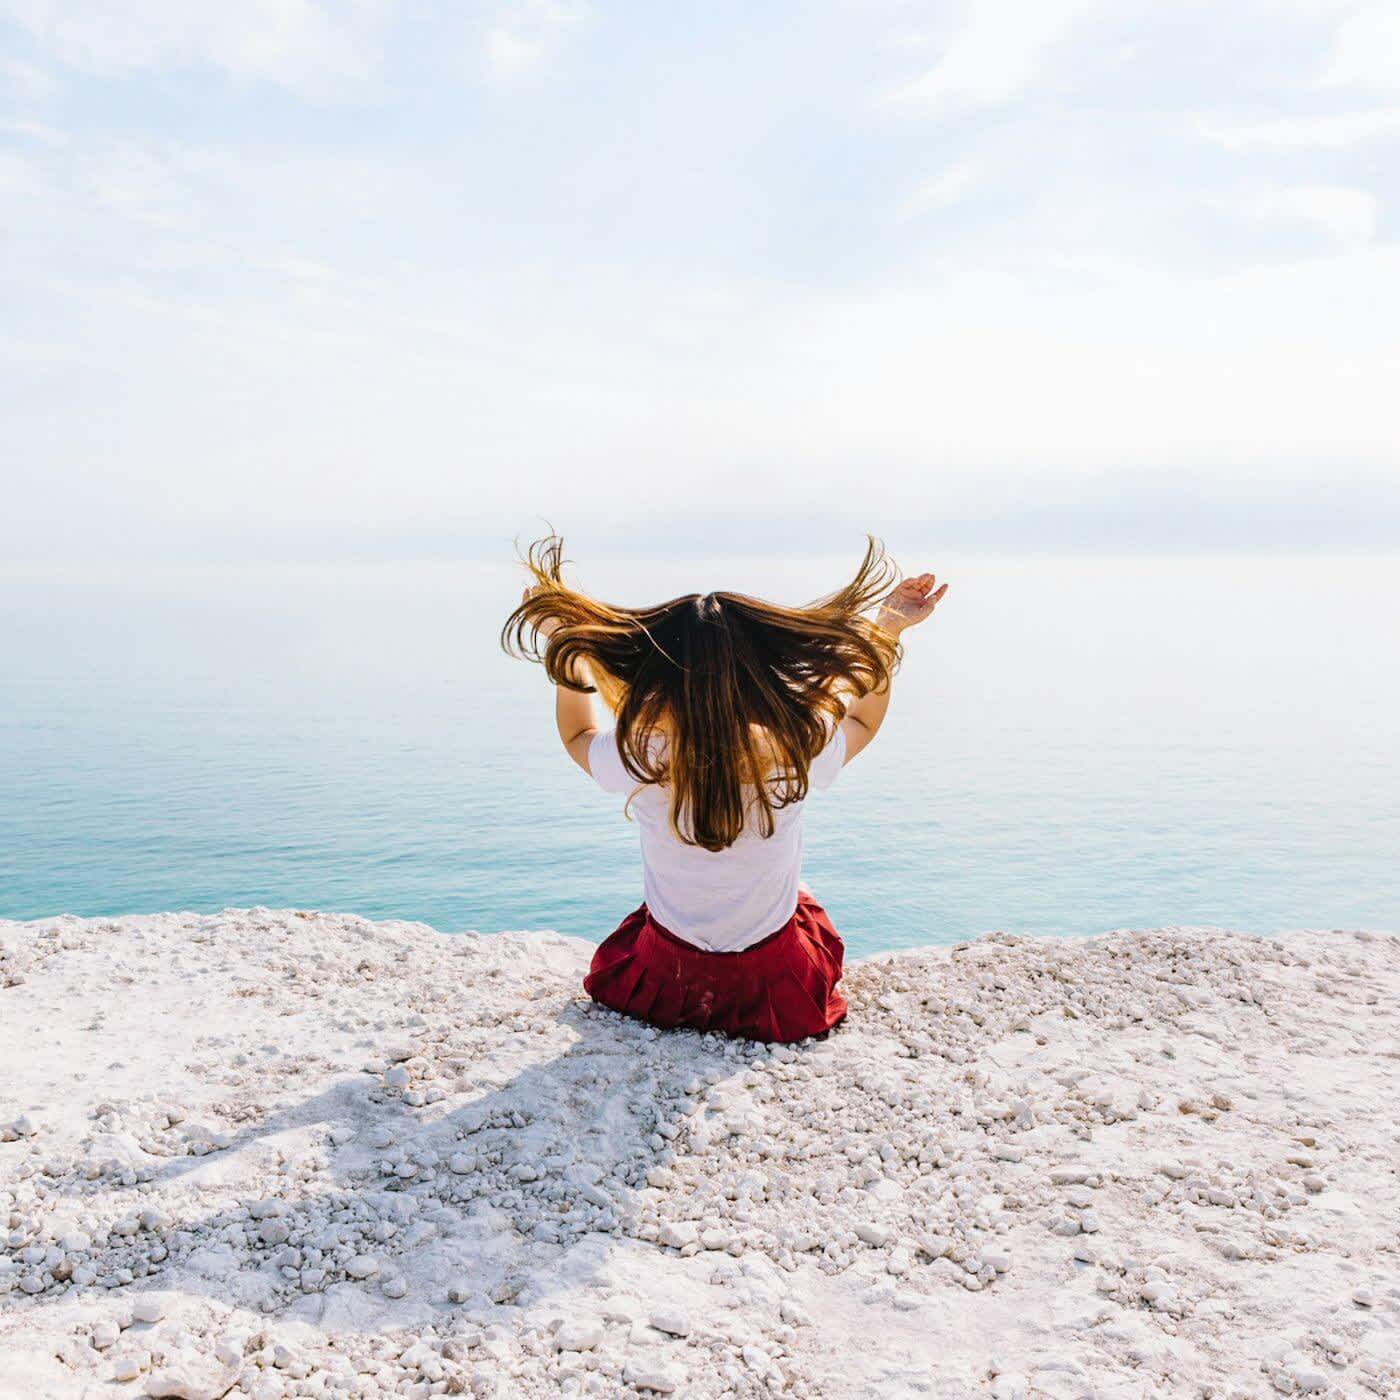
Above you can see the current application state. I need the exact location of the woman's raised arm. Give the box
[841,572,947,764]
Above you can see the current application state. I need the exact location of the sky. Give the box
[2,0,1399,563]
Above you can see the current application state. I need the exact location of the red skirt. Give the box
[583,891,848,1044]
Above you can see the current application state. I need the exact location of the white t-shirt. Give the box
[587,725,846,952]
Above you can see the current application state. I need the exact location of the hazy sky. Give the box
[3,0,1399,561]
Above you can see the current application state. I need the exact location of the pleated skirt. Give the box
[583,891,848,1044]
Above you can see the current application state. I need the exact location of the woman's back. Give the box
[587,724,847,951]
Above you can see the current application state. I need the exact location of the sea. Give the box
[2,553,1396,957]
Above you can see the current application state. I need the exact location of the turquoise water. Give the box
[2,555,1397,956]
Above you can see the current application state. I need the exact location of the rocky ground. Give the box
[1,910,1397,1399]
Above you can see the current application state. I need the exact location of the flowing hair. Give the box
[501,535,903,852]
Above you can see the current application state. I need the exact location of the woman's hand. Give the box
[523,585,562,640]
[875,572,948,634]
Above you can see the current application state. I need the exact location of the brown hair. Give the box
[502,535,902,852]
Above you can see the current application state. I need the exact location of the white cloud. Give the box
[894,159,982,221]
[883,0,1094,109]
[0,54,58,100]
[0,117,67,144]
[0,0,378,96]
[0,148,35,192]
[481,0,583,81]
[1322,2,1400,91]
[1200,107,1400,149]
[4,0,1400,560]
[1252,184,1379,246]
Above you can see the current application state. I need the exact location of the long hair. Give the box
[502,535,902,852]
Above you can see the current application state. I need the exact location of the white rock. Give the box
[381,1276,408,1298]
[855,1222,893,1247]
[624,1360,684,1393]
[112,1352,149,1382]
[131,1295,164,1324]
[383,1065,411,1091]
[143,1362,235,1400]
[214,1339,244,1368]
[1291,1368,1329,1393]
[345,1255,380,1279]
[91,1321,120,1349]
[555,1320,604,1351]
[649,1307,692,1337]
[449,1153,474,1174]
[742,1345,776,1376]
[779,1297,812,1326]
[659,1221,698,1250]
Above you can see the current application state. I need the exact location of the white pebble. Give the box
[131,1295,164,1324]
[112,1352,149,1382]
[659,1221,698,1250]
[649,1307,692,1337]
[555,1320,604,1351]
[623,1360,684,1393]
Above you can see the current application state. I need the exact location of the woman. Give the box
[502,536,947,1043]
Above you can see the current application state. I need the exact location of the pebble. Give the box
[658,1221,698,1250]
[345,1255,380,1279]
[855,1223,893,1247]
[555,1320,604,1351]
[624,1360,684,1393]
[111,1352,149,1382]
[131,1295,164,1324]
[649,1308,693,1337]
[144,1362,234,1400]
